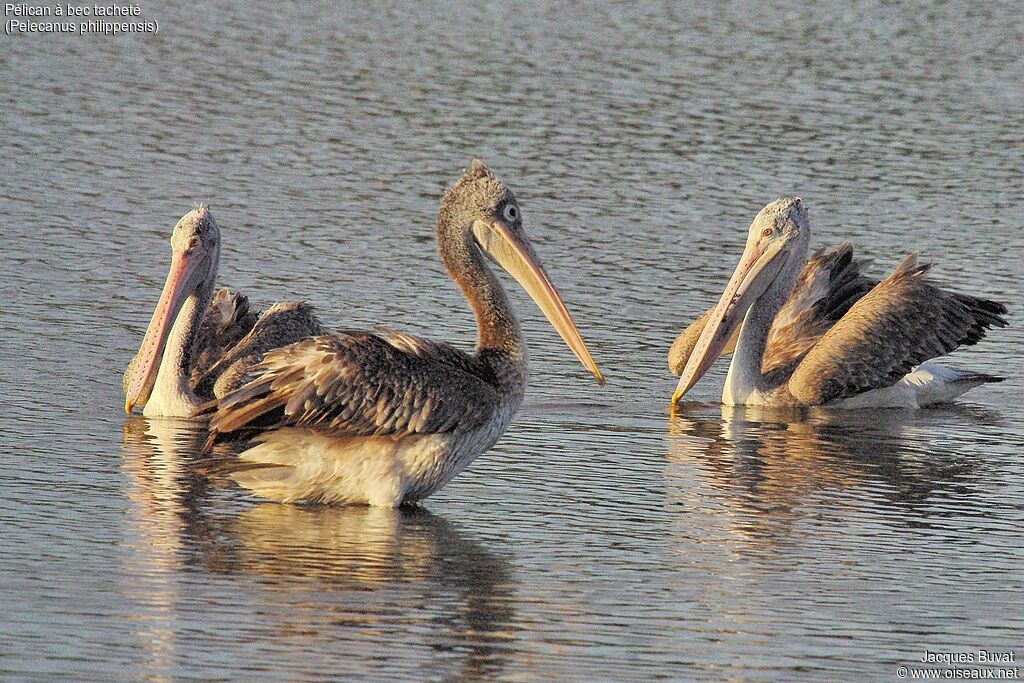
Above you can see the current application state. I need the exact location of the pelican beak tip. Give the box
[671,382,691,404]
[124,400,134,415]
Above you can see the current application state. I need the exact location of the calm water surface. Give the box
[3,1,1023,680]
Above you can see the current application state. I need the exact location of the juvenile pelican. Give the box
[671,198,1007,408]
[203,160,604,506]
[124,206,326,417]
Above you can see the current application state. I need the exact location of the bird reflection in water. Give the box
[665,403,997,546]
[120,419,516,682]
[121,417,213,681]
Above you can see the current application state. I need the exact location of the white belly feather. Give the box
[228,398,520,507]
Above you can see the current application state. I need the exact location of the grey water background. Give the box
[2,1,1023,680]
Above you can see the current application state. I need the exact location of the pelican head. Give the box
[672,197,810,403]
[124,205,221,413]
[439,159,604,385]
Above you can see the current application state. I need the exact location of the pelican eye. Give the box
[761,227,773,238]
[187,236,201,251]
[502,204,519,222]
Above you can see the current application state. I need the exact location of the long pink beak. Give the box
[124,251,200,413]
[671,240,786,403]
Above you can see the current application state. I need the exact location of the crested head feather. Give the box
[467,158,492,179]
[176,203,218,237]
[445,158,497,195]
[439,159,514,226]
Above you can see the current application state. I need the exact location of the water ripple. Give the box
[3,1,1022,680]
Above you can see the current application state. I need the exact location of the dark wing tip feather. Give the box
[194,454,291,478]
[193,397,219,419]
[790,252,1008,405]
[200,426,270,454]
[949,292,1009,349]
[211,379,289,435]
[197,361,294,452]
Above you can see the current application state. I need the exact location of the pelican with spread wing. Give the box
[670,198,1007,408]
[203,161,604,506]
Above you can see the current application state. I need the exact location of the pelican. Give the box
[669,241,877,378]
[124,205,326,417]
[202,160,604,506]
[671,198,1007,408]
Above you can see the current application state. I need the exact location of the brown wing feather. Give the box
[667,244,876,376]
[373,327,487,377]
[789,254,1008,405]
[201,301,328,397]
[762,242,876,374]
[190,288,260,395]
[203,332,501,447]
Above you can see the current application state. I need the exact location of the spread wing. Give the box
[668,244,876,375]
[203,331,501,446]
[789,254,1008,405]
[762,242,876,374]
